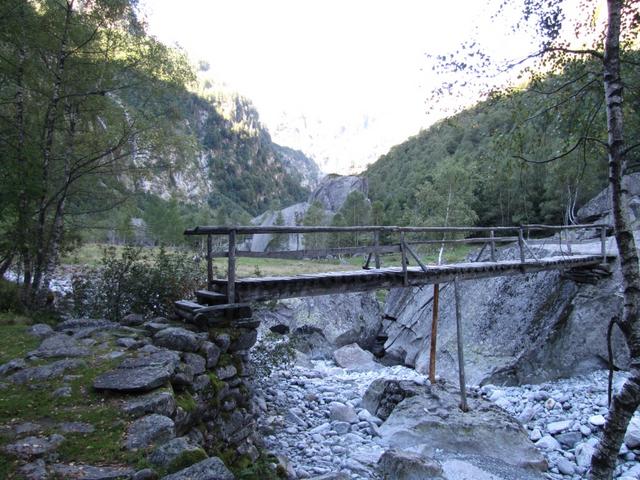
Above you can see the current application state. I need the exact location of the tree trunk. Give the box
[590,1,640,478]
[30,0,74,300]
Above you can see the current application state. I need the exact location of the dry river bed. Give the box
[255,360,640,480]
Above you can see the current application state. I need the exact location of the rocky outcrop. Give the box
[309,175,368,213]
[577,172,640,226]
[246,174,368,252]
[255,293,382,357]
[381,247,628,386]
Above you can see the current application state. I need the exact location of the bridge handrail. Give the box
[184,223,607,236]
[184,223,609,303]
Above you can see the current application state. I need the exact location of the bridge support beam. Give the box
[454,277,469,412]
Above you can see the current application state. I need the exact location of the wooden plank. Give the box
[185,225,520,236]
[175,300,204,311]
[195,290,227,305]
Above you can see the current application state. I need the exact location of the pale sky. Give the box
[141,0,540,173]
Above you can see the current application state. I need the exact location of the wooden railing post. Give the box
[400,232,408,286]
[490,229,496,262]
[429,283,439,383]
[207,234,213,290]
[454,277,468,412]
[374,230,381,269]
[518,227,526,264]
[227,229,236,303]
[601,225,607,264]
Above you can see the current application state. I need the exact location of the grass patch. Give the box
[0,313,39,364]
[0,317,148,476]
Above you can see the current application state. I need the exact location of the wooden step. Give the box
[175,300,205,312]
[195,290,228,305]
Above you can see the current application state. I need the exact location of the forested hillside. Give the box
[0,0,316,299]
[366,56,640,227]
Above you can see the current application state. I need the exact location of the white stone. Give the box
[575,442,596,467]
[547,420,572,435]
[535,435,561,450]
[589,414,606,427]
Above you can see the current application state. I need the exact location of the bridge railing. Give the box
[184,223,609,303]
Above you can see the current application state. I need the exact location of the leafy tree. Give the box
[427,1,639,477]
[0,0,193,303]
[329,191,372,247]
[303,201,328,251]
[268,211,288,251]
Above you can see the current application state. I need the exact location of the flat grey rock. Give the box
[18,459,48,480]
[375,382,547,472]
[161,457,234,480]
[4,434,64,459]
[125,414,175,450]
[52,463,135,479]
[122,391,176,418]
[119,350,181,370]
[94,365,172,393]
[10,359,84,384]
[58,421,95,434]
[0,358,27,376]
[154,328,200,353]
[149,436,205,468]
[28,323,54,338]
[182,353,206,375]
[121,313,146,326]
[378,449,444,480]
[332,343,380,371]
[29,333,90,358]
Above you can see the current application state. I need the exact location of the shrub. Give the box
[0,279,21,312]
[250,332,295,379]
[72,246,202,321]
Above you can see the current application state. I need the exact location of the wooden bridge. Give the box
[176,222,614,410]
[175,223,613,323]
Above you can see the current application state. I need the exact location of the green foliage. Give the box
[0,279,21,313]
[268,211,288,251]
[167,448,208,474]
[329,191,372,248]
[303,201,329,251]
[250,332,296,379]
[365,57,639,227]
[71,245,201,321]
[175,391,198,413]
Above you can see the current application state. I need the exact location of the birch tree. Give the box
[432,1,638,477]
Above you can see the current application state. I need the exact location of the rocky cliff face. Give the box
[577,172,640,227]
[127,89,319,217]
[381,246,629,386]
[246,174,368,252]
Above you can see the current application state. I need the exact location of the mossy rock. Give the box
[167,447,208,473]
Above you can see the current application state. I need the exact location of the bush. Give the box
[72,246,202,321]
[0,279,22,312]
[250,332,295,379]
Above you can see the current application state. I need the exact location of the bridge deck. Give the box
[206,254,607,303]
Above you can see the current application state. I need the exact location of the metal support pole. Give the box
[227,230,236,303]
[374,230,381,269]
[490,229,496,263]
[454,277,468,412]
[207,234,213,290]
[601,226,607,264]
[518,227,526,265]
[400,232,408,286]
[428,283,440,383]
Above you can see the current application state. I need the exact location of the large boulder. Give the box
[369,380,547,472]
[381,247,629,385]
[577,172,640,226]
[162,457,234,480]
[333,343,380,371]
[124,414,175,450]
[256,292,382,355]
[28,334,90,358]
[309,175,368,213]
